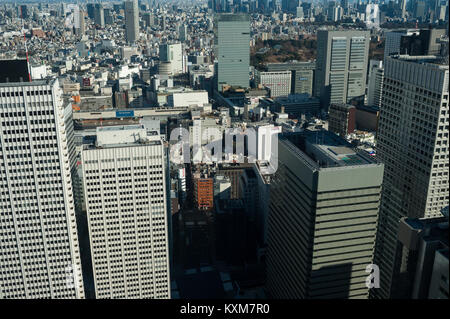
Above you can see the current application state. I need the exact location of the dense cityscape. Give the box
[0,0,448,303]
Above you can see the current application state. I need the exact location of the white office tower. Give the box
[81,125,171,298]
[374,55,449,299]
[0,78,85,298]
[367,60,384,108]
[159,43,184,76]
[256,71,292,98]
[125,0,139,44]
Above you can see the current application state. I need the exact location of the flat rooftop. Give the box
[284,130,377,168]
[96,124,144,132]
[83,124,161,150]
[391,55,449,68]
[0,78,53,87]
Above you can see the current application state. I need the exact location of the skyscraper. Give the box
[178,24,188,42]
[266,130,384,299]
[367,60,384,108]
[93,3,104,28]
[104,8,113,25]
[315,30,370,109]
[0,76,85,298]
[81,125,171,298]
[74,8,86,37]
[87,3,95,20]
[125,0,139,44]
[159,43,184,76]
[215,13,250,91]
[281,0,299,13]
[373,55,449,298]
[401,0,407,19]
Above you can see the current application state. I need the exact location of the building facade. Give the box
[367,60,384,108]
[256,70,292,98]
[0,78,85,298]
[81,125,171,298]
[315,30,370,109]
[125,0,139,44]
[266,131,384,299]
[328,103,356,137]
[267,61,315,96]
[373,55,449,299]
[215,13,250,91]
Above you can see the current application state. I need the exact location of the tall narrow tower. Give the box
[0,74,85,298]
[125,0,139,44]
[373,55,449,298]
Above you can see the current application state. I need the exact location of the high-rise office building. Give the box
[315,30,370,109]
[215,13,250,91]
[401,0,407,19]
[179,24,188,42]
[19,5,28,19]
[367,60,384,108]
[281,0,299,13]
[373,55,449,299]
[74,8,86,37]
[0,76,85,298]
[125,0,139,44]
[93,3,104,28]
[256,71,292,98]
[87,3,95,19]
[266,130,384,298]
[142,13,155,28]
[393,208,448,299]
[267,61,315,96]
[384,29,419,61]
[81,125,171,298]
[384,29,447,62]
[159,43,184,76]
[104,8,113,25]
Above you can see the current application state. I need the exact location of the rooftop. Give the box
[83,124,161,150]
[284,130,377,169]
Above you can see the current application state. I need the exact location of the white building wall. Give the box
[81,130,171,299]
[257,71,292,98]
[0,79,85,298]
[367,60,384,107]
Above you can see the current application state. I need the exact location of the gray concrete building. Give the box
[373,55,449,299]
[93,3,104,28]
[267,61,315,96]
[125,0,139,44]
[393,207,448,299]
[266,130,384,299]
[314,30,370,109]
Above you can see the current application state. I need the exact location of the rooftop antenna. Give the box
[20,6,32,82]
